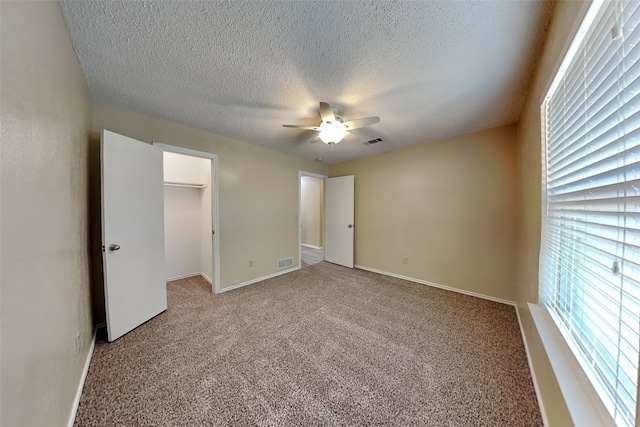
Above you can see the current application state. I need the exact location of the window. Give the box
[540,1,640,426]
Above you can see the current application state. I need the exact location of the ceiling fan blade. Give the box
[291,131,319,145]
[343,116,380,130]
[319,102,336,123]
[283,124,321,131]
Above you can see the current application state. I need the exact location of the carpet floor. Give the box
[74,262,542,426]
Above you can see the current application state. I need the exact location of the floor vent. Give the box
[277,257,294,270]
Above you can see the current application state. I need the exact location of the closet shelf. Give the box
[164,181,206,189]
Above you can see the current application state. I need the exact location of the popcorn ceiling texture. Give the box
[60,0,553,164]
[74,262,542,426]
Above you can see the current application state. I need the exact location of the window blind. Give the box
[541,1,640,426]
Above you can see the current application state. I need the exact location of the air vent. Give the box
[277,257,294,270]
[364,138,383,145]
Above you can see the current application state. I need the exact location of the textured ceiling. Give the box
[60,0,554,164]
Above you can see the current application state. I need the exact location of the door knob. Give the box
[109,244,121,251]
[348,224,353,228]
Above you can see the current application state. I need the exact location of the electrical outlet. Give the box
[402,257,409,264]
[249,259,254,267]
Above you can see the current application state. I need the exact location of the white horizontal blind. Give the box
[540,1,640,426]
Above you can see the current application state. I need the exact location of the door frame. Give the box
[154,142,221,294]
[298,171,328,268]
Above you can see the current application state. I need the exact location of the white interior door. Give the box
[324,175,355,268]
[102,130,167,342]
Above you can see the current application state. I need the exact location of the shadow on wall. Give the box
[88,131,106,327]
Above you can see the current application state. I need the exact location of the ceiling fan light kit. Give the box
[319,122,347,144]
[284,102,380,146]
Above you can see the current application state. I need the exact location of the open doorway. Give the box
[154,143,220,293]
[299,171,327,267]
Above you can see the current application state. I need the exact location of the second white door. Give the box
[324,175,355,268]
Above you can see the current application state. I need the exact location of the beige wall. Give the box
[0,2,94,426]
[301,176,323,247]
[93,104,328,289]
[330,124,519,302]
[515,1,592,425]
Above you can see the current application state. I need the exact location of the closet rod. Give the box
[163,181,206,189]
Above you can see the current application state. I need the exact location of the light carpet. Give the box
[74,262,542,426]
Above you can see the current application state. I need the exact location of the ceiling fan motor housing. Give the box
[330,106,342,123]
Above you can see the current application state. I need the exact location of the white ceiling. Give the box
[60,0,554,164]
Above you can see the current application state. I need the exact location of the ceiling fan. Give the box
[283,102,380,145]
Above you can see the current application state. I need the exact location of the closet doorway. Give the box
[154,143,220,293]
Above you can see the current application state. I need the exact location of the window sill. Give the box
[528,303,615,427]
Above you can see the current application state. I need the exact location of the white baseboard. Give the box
[67,328,96,427]
[354,264,515,306]
[219,266,301,293]
[301,243,323,249]
[166,272,201,282]
[515,305,549,427]
[201,272,213,284]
